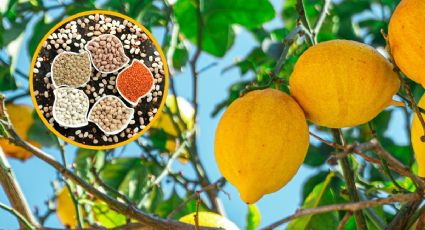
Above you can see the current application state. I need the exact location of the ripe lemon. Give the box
[289,40,400,128]
[179,212,239,230]
[411,94,425,177]
[0,104,40,160]
[56,187,79,228]
[215,89,309,203]
[389,0,425,86]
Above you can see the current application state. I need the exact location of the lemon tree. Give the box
[2,0,425,229]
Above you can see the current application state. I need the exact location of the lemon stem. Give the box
[332,128,367,230]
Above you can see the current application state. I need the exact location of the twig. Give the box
[167,177,226,219]
[382,28,425,141]
[386,200,421,230]
[194,192,201,230]
[0,94,219,230]
[272,25,303,77]
[241,25,303,96]
[311,0,331,43]
[309,131,344,149]
[370,139,425,190]
[262,193,421,229]
[56,137,84,228]
[188,0,222,214]
[199,62,218,74]
[0,147,39,229]
[332,129,367,230]
[337,212,353,230]
[152,130,194,187]
[90,167,133,205]
[401,77,425,141]
[5,91,30,104]
[296,0,313,40]
[415,206,425,230]
[0,202,35,230]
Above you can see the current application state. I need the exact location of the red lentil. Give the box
[117,60,154,104]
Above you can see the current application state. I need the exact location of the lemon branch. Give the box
[262,192,422,229]
[331,129,367,230]
[188,0,223,215]
[381,29,425,141]
[311,0,332,43]
[0,202,35,230]
[0,147,39,229]
[314,134,425,190]
[0,94,220,230]
[168,177,226,219]
[240,25,303,96]
[296,0,314,45]
[56,137,84,229]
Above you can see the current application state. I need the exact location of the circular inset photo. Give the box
[30,10,168,150]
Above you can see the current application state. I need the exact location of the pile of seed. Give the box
[53,88,89,127]
[89,96,133,134]
[86,34,128,73]
[117,60,154,105]
[52,51,91,87]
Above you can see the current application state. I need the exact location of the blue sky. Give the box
[0,0,409,229]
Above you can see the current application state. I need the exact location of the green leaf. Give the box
[303,143,334,167]
[0,63,17,91]
[211,81,250,117]
[173,45,189,71]
[287,173,339,230]
[74,148,105,181]
[154,190,208,219]
[0,120,8,138]
[301,171,329,201]
[92,201,126,228]
[27,110,56,147]
[174,0,275,57]
[150,128,169,152]
[246,204,261,230]
[99,157,160,204]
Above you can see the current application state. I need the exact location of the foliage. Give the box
[0,0,423,229]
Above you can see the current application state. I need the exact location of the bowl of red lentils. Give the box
[30,10,168,149]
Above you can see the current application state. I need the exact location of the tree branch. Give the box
[167,177,226,219]
[0,147,39,229]
[188,0,223,215]
[0,202,35,230]
[0,94,219,230]
[311,0,331,43]
[332,129,367,230]
[262,192,422,229]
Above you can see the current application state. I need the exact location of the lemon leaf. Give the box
[246,204,261,230]
[287,173,338,230]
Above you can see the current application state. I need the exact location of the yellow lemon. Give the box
[215,89,309,203]
[389,0,425,86]
[0,104,40,160]
[289,40,400,128]
[411,94,425,177]
[179,212,239,230]
[56,187,79,228]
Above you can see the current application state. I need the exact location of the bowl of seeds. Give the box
[52,87,90,128]
[51,51,92,88]
[87,95,134,135]
[116,59,154,106]
[30,10,168,149]
[85,34,130,73]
